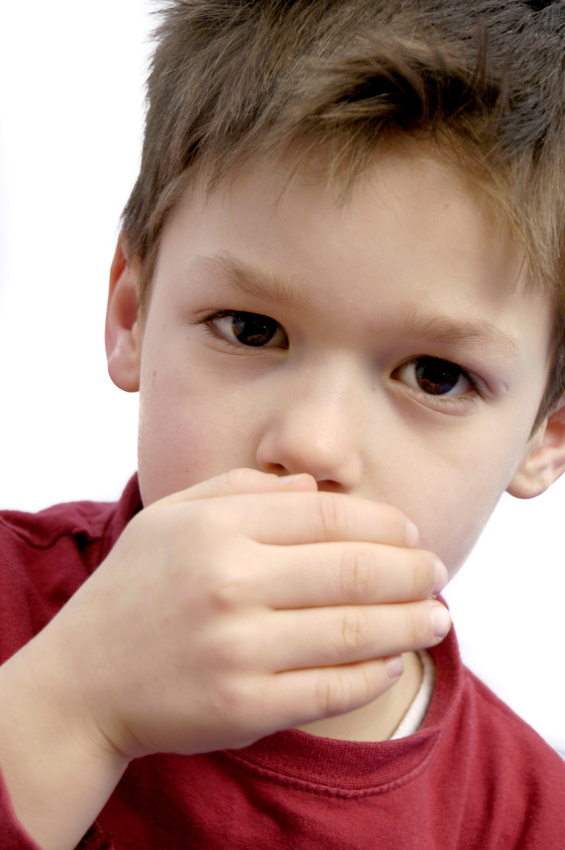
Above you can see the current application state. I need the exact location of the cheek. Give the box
[136,361,262,506]
[136,370,203,505]
[413,478,501,576]
[379,422,529,575]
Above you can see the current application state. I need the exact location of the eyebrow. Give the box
[392,310,521,358]
[191,252,521,358]
[192,251,308,311]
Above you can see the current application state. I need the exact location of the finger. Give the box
[238,490,419,547]
[160,468,319,505]
[265,657,405,729]
[257,542,446,608]
[154,473,419,548]
[260,600,451,672]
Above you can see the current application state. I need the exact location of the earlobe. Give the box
[105,240,143,393]
[507,399,565,499]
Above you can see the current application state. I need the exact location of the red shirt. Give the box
[1,478,564,849]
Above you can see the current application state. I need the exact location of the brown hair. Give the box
[122,0,565,422]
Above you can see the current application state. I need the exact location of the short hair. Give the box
[122,0,565,425]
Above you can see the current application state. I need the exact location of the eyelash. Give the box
[393,357,484,408]
[200,310,289,350]
[199,310,484,406]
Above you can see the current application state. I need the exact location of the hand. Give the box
[44,468,449,760]
[0,469,449,849]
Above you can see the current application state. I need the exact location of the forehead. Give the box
[151,145,552,356]
[161,148,521,291]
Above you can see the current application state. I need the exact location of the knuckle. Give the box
[405,602,433,648]
[314,665,378,718]
[353,663,381,706]
[317,493,352,541]
[340,607,370,654]
[208,567,250,612]
[411,551,440,598]
[397,604,418,649]
[209,674,246,722]
[176,498,216,538]
[408,608,424,646]
[222,467,257,491]
[317,494,341,540]
[339,547,373,601]
[314,670,349,717]
[211,623,252,671]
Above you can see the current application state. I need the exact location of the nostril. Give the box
[316,479,350,494]
[260,462,289,476]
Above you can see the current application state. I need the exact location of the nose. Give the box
[255,357,365,492]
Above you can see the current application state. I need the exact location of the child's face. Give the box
[111,147,555,577]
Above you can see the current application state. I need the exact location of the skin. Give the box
[131,147,556,571]
[1,145,565,850]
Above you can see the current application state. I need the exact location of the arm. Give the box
[0,632,127,850]
[0,765,44,850]
[0,469,449,850]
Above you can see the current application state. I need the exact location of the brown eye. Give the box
[414,357,468,395]
[393,355,474,398]
[230,313,281,346]
[209,311,288,349]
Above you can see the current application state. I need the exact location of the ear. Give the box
[105,239,143,392]
[507,398,565,499]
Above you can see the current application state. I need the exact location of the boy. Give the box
[1,0,565,847]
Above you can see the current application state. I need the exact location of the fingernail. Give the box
[386,655,405,679]
[431,603,451,638]
[433,560,448,596]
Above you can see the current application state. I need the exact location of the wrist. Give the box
[0,636,128,850]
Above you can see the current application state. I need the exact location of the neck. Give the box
[298,651,424,742]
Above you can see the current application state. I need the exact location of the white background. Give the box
[1,2,564,754]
